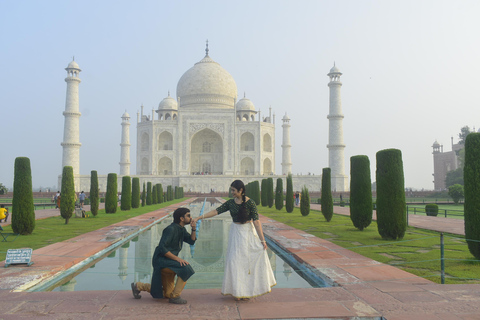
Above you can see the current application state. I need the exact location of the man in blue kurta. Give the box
[131,207,197,304]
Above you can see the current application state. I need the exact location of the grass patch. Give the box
[0,198,187,261]
[259,206,480,284]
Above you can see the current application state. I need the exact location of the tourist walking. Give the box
[131,207,197,304]
[78,191,86,208]
[194,180,276,300]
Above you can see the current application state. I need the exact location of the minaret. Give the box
[119,111,131,175]
[281,113,292,175]
[327,63,348,191]
[61,58,82,175]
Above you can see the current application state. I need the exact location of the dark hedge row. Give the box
[350,155,373,230]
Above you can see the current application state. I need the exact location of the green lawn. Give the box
[0,198,187,262]
[258,206,480,284]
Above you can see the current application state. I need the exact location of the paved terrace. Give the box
[0,200,478,319]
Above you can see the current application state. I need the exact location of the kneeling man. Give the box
[131,207,196,304]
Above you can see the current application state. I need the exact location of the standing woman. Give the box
[194,180,276,300]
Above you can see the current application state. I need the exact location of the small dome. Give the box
[67,60,80,70]
[282,113,290,121]
[122,111,130,118]
[432,140,440,147]
[236,97,255,111]
[158,93,178,110]
[329,64,341,74]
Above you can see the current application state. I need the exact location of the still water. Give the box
[52,198,318,291]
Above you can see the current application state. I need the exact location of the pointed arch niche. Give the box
[158,157,173,175]
[263,133,272,152]
[158,131,173,150]
[240,157,254,175]
[240,132,254,151]
[190,128,223,174]
[263,158,272,175]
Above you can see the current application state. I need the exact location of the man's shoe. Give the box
[131,282,141,299]
[169,296,187,304]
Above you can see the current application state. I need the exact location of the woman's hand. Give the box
[261,241,267,250]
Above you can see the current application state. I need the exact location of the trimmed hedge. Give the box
[141,182,146,207]
[12,157,35,234]
[425,204,439,216]
[90,170,99,216]
[146,182,152,205]
[105,173,118,213]
[275,178,284,210]
[350,155,373,230]
[464,133,480,259]
[156,183,163,204]
[121,176,131,211]
[300,185,310,216]
[376,149,406,240]
[60,166,75,224]
[286,173,294,213]
[253,180,260,205]
[131,177,140,208]
[267,178,274,208]
[152,185,157,204]
[321,168,333,222]
[261,179,267,207]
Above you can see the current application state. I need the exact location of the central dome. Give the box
[176,54,238,109]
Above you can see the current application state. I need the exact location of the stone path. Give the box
[0,200,478,319]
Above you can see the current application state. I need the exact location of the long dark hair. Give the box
[231,180,249,223]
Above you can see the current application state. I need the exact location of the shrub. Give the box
[152,185,157,204]
[464,132,480,259]
[350,155,373,230]
[105,173,118,213]
[321,168,333,222]
[121,176,131,211]
[60,166,75,224]
[146,182,152,205]
[275,178,284,210]
[425,204,439,216]
[90,170,99,216]
[448,184,464,204]
[157,184,163,203]
[300,186,310,216]
[267,178,274,208]
[131,178,140,208]
[157,183,163,203]
[141,182,146,207]
[261,179,267,207]
[286,173,294,213]
[253,180,261,205]
[175,186,179,199]
[12,157,35,234]
[376,149,406,240]
[167,185,173,201]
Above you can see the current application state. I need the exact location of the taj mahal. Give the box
[60,44,348,192]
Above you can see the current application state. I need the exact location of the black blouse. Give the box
[216,198,259,222]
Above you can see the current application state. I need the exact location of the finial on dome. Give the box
[244,92,246,98]
[205,39,209,56]
[73,56,75,61]
[168,90,170,97]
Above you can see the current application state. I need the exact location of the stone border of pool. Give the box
[0,198,479,319]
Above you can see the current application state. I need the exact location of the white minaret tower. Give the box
[120,111,131,175]
[281,113,292,175]
[327,63,348,191]
[61,58,82,175]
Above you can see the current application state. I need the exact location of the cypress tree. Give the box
[146,182,152,205]
[121,176,131,211]
[286,173,294,213]
[350,155,373,230]
[12,157,35,234]
[90,170,99,216]
[157,183,163,203]
[261,179,267,207]
[141,182,146,207]
[253,181,261,205]
[167,185,173,201]
[267,177,274,208]
[152,185,157,204]
[158,184,164,203]
[105,173,118,213]
[175,186,179,199]
[131,177,140,208]
[275,178,284,210]
[321,168,333,222]
[376,149,406,240]
[464,133,480,259]
[300,186,310,216]
[60,166,75,224]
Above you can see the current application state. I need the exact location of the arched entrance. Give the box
[190,128,223,174]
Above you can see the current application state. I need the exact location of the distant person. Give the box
[131,207,197,304]
[0,205,8,223]
[55,191,60,208]
[56,193,61,209]
[79,191,86,208]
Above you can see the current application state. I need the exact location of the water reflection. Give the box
[54,198,311,291]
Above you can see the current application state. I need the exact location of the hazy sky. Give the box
[1,0,479,191]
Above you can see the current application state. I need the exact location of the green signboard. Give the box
[5,248,34,267]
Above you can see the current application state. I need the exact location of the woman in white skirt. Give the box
[194,180,276,300]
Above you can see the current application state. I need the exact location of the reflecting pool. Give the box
[50,198,324,291]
